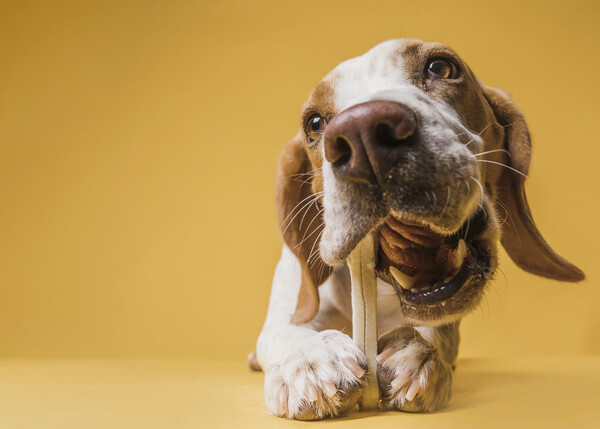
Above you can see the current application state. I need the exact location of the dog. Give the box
[249,38,584,420]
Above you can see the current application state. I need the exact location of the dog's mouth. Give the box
[375,207,491,306]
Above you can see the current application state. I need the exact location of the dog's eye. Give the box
[426,59,459,80]
[305,114,327,142]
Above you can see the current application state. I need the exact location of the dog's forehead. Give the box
[316,39,456,113]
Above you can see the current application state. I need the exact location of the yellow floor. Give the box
[0,357,598,428]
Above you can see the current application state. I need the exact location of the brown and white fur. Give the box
[250,39,584,420]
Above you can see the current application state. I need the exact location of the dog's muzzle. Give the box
[321,100,492,309]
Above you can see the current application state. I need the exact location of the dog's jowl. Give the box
[250,38,584,420]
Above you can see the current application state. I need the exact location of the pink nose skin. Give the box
[323,101,417,186]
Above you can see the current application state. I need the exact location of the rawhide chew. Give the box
[346,232,380,410]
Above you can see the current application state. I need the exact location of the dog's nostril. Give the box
[325,136,352,165]
[374,116,416,147]
[375,122,400,147]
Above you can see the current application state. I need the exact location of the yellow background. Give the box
[1,0,599,363]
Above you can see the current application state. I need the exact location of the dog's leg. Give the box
[376,324,458,412]
[256,245,366,420]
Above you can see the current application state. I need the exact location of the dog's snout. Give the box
[324,101,416,185]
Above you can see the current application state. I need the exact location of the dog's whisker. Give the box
[457,122,494,137]
[476,122,495,136]
[288,172,313,179]
[497,209,509,228]
[287,168,323,186]
[280,192,324,237]
[298,198,319,232]
[482,294,490,325]
[500,121,518,129]
[306,229,325,269]
[459,122,497,148]
[476,159,528,179]
[287,167,322,179]
[279,191,323,230]
[488,278,504,303]
[281,197,319,237]
[454,122,492,139]
[463,137,476,146]
[281,202,319,239]
[462,215,471,241]
[280,191,325,234]
[291,174,314,185]
[453,130,470,138]
[463,178,471,195]
[295,208,325,250]
[494,199,522,248]
[440,185,451,216]
[495,267,509,296]
[298,176,316,186]
[293,172,323,187]
[470,177,485,203]
[316,259,331,281]
[472,149,511,157]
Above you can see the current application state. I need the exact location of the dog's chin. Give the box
[321,206,495,325]
[319,217,379,267]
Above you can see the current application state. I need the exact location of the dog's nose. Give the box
[323,101,416,185]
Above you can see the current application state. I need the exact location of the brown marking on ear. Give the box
[480,84,584,282]
[276,131,330,324]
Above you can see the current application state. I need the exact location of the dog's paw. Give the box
[377,328,453,412]
[263,330,367,420]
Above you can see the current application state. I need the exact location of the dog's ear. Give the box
[276,132,329,323]
[480,84,584,282]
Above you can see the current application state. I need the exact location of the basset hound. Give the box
[249,38,584,420]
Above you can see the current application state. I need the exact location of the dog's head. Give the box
[277,39,584,326]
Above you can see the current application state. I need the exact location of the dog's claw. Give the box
[323,380,338,397]
[405,380,421,401]
[390,370,411,390]
[377,347,396,364]
[343,357,365,379]
[305,381,318,402]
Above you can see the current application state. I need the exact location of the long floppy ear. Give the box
[480,84,584,282]
[276,132,330,324]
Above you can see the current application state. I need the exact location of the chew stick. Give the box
[346,232,380,410]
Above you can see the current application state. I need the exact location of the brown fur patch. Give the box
[308,79,337,121]
[277,79,341,324]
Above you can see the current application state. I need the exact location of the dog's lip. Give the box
[375,207,490,305]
